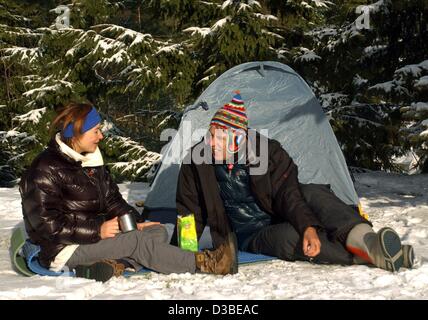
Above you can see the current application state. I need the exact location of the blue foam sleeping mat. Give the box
[11,228,277,278]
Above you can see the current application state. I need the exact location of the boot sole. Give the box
[75,261,116,282]
[379,227,404,272]
[402,244,415,269]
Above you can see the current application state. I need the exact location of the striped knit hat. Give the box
[210,91,248,131]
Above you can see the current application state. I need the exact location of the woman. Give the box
[19,102,237,282]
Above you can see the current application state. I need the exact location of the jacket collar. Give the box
[52,133,104,167]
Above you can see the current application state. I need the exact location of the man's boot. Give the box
[402,244,415,269]
[346,223,404,272]
[195,232,238,275]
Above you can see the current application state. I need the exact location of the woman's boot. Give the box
[75,259,126,282]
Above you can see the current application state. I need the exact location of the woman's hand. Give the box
[303,227,321,257]
[137,221,161,231]
[100,217,120,239]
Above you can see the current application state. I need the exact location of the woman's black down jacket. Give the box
[19,138,142,268]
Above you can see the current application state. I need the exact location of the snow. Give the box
[0,172,428,299]
[370,81,394,92]
[294,48,321,63]
[353,74,368,87]
[102,133,161,177]
[109,149,160,176]
[367,0,390,14]
[0,129,27,140]
[221,0,233,10]
[22,81,74,99]
[130,33,153,48]
[319,93,348,109]
[196,76,213,85]
[368,80,409,96]
[97,25,154,48]
[395,60,428,78]
[13,107,46,125]
[184,15,235,38]
[183,27,211,38]
[156,44,183,55]
[325,24,362,51]
[395,64,424,78]
[362,45,387,58]
[301,1,314,10]
[94,35,123,55]
[415,76,428,89]
[184,16,230,38]
[211,17,231,32]
[3,47,40,64]
[392,151,421,174]
[308,0,334,8]
[221,0,260,10]
[238,3,252,12]
[101,49,127,64]
[253,13,278,21]
[306,27,337,40]
[412,102,428,112]
[261,30,283,39]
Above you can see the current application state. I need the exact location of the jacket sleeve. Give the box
[103,167,143,223]
[269,141,322,236]
[176,163,206,241]
[20,168,103,245]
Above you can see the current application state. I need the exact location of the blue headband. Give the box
[62,107,101,138]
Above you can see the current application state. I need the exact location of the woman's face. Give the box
[72,124,103,154]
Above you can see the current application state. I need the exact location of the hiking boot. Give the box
[373,227,404,272]
[346,224,404,272]
[195,232,238,275]
[402,244,415,269]
[75,259,125,282]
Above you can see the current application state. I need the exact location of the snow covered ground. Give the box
[0,171,427,300]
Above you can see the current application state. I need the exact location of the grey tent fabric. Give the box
[144,61,359,219]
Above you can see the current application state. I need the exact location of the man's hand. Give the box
[100,217,120,239]
[303,227,321,257]
[137,221,161,231]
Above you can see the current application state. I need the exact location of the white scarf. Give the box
[55,133,104,167]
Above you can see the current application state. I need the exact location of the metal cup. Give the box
[118,213,137,233]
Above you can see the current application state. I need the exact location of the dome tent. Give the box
[142,61,361,246]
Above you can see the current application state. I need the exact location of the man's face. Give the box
[209,126,231,161]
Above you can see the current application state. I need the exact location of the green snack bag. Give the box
[177,214,198,252]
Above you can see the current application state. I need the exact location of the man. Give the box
[174,92,415,272]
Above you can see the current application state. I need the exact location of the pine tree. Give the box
[182,0,281,91]
[1,0,427,185]
[0,0,49,185]
[0,0,191,184]
[282,0,428,172]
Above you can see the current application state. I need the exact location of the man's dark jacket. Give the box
[173,130,322,248]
